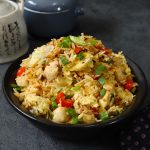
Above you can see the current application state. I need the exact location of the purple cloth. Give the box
[120,105,150,150]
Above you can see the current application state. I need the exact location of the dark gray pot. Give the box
[24,0,84,38]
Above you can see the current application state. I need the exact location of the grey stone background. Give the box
[0,0,150,150]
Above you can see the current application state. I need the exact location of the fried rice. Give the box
[12,34,138,124]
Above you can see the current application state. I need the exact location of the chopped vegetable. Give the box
[51,96,56,101]
[100,88,106,97]
[98,77,106,85]
[71,86,81,91]
[11,84,21,92]
[66,108,78,124]
[70,36,86,45]
[51,101,58,109]
[59,37,72,48]
[88,39,97,46]
[66,108,77,117]
[56,92,65,104]
[51,96,58,109]
[100,111,109,121]
[72,116,78,124]
[16,67,25,76]
[74,46,83,54]
[60,56,69,65]
[95,64,106,75]
[65,95,74,99]
[76,53,84,60]
[124,79,134,90]
[61,99,74,107]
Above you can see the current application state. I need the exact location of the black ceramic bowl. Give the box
[3,54,147,137]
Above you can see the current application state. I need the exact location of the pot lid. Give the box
[24,0,77,12]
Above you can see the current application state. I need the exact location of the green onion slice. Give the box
[59,37,72,48]
[88,39,97,46]
[71,86,81,91]
[98,77,106,85]
[100,111,109,121]
[60,56,69,65]
[51,96,56,101]
[51,101,58,109]
[100,88,106,97]
[71,116,79,124]
[66,108,77,117]
[10,84,21,92]
[76,53,84,60]
[95,64,106,75]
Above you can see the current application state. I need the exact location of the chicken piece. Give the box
[44,60,58,81]
[16,76,28,87]
[52,107,69,123]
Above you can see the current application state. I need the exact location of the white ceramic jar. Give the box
[0,0,28,63]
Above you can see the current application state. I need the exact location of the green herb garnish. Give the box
[66,108,77,117]
[98,77,106,85]
[72,116,79,124]
[66,108,79,124]
[59,37,72,48]
[71,86,81,91]
[11,84,21,92]
[95,64,106,75]
[76,53,84,60]
[51,101,58,109]
[100,88,106,97]
[100,111,109,121]
[60,56,69,65]
[51,96,56,101]
[89,39,97,46]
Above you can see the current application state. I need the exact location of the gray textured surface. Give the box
[0,0,150,150]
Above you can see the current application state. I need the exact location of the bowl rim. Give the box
[2,53,148,128]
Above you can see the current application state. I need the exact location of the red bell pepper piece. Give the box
[74,46,82,54]
[124,79,134,90]
[16,67,25,76]
[56,92,65,104]
[62,99,74,108]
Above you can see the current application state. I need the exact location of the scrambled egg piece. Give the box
[29,45,54,67]
[23,94,51,115]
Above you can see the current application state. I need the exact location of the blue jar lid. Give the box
[24,0,77,12]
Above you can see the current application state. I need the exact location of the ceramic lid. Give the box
[24,0,77,12]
